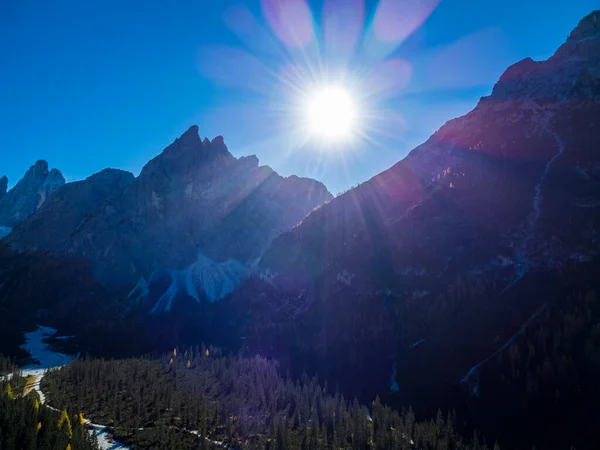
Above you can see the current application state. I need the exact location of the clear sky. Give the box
[1,0,598,195]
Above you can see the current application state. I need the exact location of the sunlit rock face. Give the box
[5,126,333,308]
[0,161,65,228]
[226,10,600,404]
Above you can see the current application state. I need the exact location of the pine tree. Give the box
[58,409,73,439]
[4,383,14,399]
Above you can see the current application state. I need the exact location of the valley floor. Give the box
[1,325,130,450]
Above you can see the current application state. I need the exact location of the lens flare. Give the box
[305,86,356,141]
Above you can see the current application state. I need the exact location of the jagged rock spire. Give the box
[0,161,65,227]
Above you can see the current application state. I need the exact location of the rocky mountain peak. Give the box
[179,125,201,143]
[209,135,229,155]
[211,135,224,145]
[140,127,235,182]
[568,9,600,42]
[6,125,332,298]
[32,159,49,174]
[0,161,65,227]
[486,12,600,102]
[43,168,67,187]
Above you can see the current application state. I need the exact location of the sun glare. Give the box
[306,86,356,141]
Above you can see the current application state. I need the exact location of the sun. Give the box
[305,86,356,141]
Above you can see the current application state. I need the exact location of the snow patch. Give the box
[497,255,514,267]
[20,326,73,371]
[570,252,592,262]
[86,422,130,450]
[2,326,129,450]
[260,268,279,284]
[336,270,356,286]
[0,326,76,404]
[140,253,250,314]
[128,277,149,303]
[408,339,425,349]
[151,191,162,210]
[37,190,47,209]
[151,272,179,314]
[500,252,528,294]
[186,253,249,302]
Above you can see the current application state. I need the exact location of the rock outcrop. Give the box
[0,161,65,227]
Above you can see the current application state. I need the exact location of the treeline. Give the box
[0,375,100,450]
[42,348,497,449]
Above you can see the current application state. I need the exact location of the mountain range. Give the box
[1,127,332,311]
[1,9,600,449]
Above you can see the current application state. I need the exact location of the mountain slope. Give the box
[4,126,332,309]
[0,176,7,202]
[223,8,600,413]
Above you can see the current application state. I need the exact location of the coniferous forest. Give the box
[0,373,100,450]
[41,349,496,450]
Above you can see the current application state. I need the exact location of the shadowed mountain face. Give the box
[4,126,333,308]
[0,161,65,228]
[222,8,600,411]
[0,176,7,201]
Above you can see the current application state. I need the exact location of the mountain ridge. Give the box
[220,8,600,412]
[3,125,332,307]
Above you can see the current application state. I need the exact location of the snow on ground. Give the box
[1,325,130,450]
[86,422,130,450]
[185,430,226,448]
[20,326,73,370]
[141,253,251,314]
[5,326,227,449]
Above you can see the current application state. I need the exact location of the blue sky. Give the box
[1,0,598,195]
